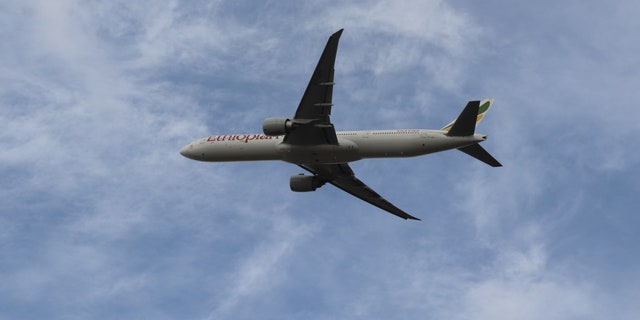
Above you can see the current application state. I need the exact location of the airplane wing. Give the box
[299,163,421,220]
[284,29,343,146]
[287,30,418,220]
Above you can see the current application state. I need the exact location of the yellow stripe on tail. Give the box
[442,98,494,132]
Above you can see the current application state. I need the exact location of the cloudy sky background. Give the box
[1,0,639,319]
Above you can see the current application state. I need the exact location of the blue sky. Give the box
[1,0,638,319]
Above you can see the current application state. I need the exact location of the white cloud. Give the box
[262,0,484,100]
[313,0,475,50]
[206,215,319,319]
[462,278,594,320]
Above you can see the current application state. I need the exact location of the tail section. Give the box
[442,99,502,167]
[458,144,502,167]
[441,98,494,133]
[445,100,480,136]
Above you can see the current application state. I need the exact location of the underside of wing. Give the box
[299,163,421,220]
[283,30,418,220]
[284,29,343,146]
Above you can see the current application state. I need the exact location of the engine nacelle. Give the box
[290,174,325,192]
[263,117,292,136]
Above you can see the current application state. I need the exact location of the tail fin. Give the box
[446,100,480,136]
[442,99,502,167]
[441,98,494,134]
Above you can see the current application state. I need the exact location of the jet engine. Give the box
[290,174,325,192]
[263,117,293,136]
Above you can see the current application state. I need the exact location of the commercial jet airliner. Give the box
[180,29,501,220]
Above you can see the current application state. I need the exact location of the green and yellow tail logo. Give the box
[442,98,494,132]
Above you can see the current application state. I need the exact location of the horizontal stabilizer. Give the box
[458,144,502,167]
[447,100,480,136]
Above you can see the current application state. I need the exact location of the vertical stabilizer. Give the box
[446,101,479,136]
[442,98,494,133]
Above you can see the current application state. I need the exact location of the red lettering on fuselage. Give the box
[206,134,281,143]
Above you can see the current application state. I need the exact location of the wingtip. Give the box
[402,213,421,221]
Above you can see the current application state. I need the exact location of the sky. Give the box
[1,0,639,319]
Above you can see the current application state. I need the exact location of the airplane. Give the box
[179,29,501,220]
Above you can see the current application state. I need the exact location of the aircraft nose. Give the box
[179,143,196,159]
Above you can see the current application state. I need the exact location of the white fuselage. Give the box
[180,129,487,164]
